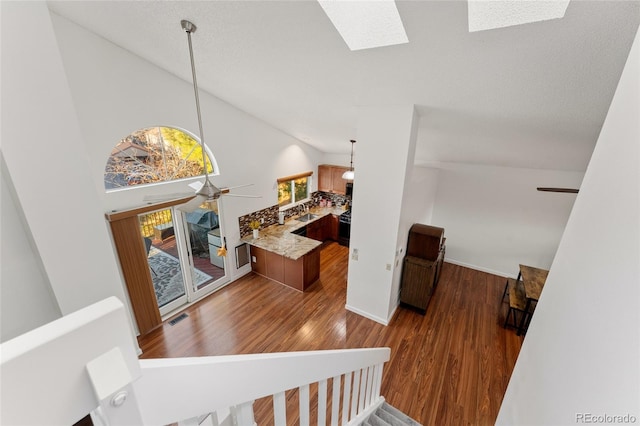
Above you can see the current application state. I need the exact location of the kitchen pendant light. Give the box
[342,139,356,180]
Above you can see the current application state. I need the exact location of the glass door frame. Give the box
[161,202,230,317]
[155,208,189,316]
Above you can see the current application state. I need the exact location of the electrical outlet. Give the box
[252,256,256,263]
[386,263,392,271]
[352,248,359,261]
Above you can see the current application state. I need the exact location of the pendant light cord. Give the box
[349,139,355,171]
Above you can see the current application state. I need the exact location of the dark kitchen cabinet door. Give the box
[250,245,267,277]
[318,164,350,194]
[318,165,333,193]
[265,250,285,283]
[330,167,349,195]
[330,215,339,241]
[306,221,322,241]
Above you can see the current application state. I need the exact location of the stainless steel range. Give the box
[338,209,351,247]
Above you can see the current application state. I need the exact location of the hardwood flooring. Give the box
[138,242,523,425]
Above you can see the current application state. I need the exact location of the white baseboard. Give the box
[386,304,398,325]
[345,304,389,326]
[444,258,515,279]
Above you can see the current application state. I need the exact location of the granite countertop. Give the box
[241,206,345,260]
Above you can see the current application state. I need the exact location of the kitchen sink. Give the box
[297,213,318,222]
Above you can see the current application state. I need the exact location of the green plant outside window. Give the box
[278,174,310,208]
[104,126,215,191]
[278,181,293,207]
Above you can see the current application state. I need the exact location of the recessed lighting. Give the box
[318,0,409,51]
[468,0,570,32]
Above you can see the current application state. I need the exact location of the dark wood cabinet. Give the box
[406,224,444,260]
[400,224,446,314]
[400,256,437,313]
[306,218,323,241]
[307,215,333,242]
[284,246,320,291]
[250,245,267,277]
[330,214,339,241]
[318,164,350,195]
[318,165,333,193]
[265,250,285,283]
[250,245,320,291]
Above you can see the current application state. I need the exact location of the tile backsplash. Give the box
[238,191,350,237]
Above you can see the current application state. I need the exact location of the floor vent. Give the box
[168,313,188,326]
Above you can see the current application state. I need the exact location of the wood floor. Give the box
[138,242,523,425]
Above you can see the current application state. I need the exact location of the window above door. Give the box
[104,126,218,191]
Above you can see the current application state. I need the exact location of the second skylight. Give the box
[318,0,409,51]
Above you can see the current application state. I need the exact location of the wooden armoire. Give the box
[400,224,446,314]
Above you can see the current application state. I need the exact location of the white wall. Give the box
[0,156,61,342]
[388,114,421,316]
[430,163,583,277]
[404,166,440,226]
[346,105,417,324]
[1,2,132,329]
[497,28,640,425]
[49,13,324,285]
[322,153,351,168]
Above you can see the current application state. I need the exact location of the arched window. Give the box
[104,126,217,191]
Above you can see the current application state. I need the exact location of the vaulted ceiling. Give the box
[47,1,639,172]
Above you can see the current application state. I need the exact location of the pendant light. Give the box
[342,139,356,180]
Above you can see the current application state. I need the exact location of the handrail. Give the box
[134,348,390,425]
[0,297,141,426]
[1,297,391,426]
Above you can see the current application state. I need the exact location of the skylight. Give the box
[318,0,409,51]
[468,0,570,32]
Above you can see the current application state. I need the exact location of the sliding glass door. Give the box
[181,200,228,299]
[139,201,227,317]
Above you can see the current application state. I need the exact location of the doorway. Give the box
[139,201,227,316]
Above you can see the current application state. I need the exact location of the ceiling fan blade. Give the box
[222,183,254,191]
[189,181,204,191]
[537,187,579,194]
[176,194,207,212]
[222,193,262,198]
[143,192,195,202]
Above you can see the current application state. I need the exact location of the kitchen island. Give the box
[241,207,343,291]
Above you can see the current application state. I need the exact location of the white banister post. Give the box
[86,347,143,425]
[232,401,256,426]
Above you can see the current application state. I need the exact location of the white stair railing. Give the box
[0,297,390,426]
[135,347,389,425]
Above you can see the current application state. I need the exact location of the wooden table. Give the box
[517,264,549,334]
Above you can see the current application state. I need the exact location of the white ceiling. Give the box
[47,0,639,172]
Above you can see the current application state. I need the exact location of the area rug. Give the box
[148,247,212,306]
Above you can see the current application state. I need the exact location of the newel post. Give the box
[87,347,144,425]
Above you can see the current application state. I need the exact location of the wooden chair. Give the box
[503,278,529,333]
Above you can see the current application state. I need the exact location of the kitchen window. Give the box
[277,171,313,208]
